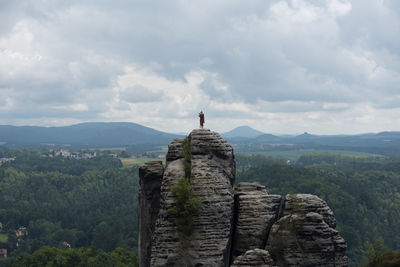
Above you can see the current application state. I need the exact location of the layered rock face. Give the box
[231,249,276,267]
[150,129,236,266]
[267,194,348,266]
[187,129,236,265]
[138,161,164,267]
[138,129,348,267]
[232,183,281,259]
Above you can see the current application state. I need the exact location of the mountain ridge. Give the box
[0,122,181,147]
[1,122,400,154]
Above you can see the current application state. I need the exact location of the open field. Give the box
[148,146,168,153]
[0,233,8,243]
[238,149,384,161]
[88,147,126,151]
[120,157,165,167]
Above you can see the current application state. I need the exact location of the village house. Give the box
[59,149,71,157]
[44,149,96,160]
[61,241,71,249]
[130,153,142,159]
[15,226,27,237]
[82,152,96,159]
[0,157,15,166]
[0,249,7,259]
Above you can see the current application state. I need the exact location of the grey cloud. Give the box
[255,101,340,113]
[199,75,233,101]
[1,0,400,132]
[0,97,6,107]
[206,109,257,120]
[0,2,23,35]
[338,0,400,54]
[371,95,400,109]
[120,86,164,103]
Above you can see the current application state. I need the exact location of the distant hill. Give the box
[231,131,400,155]
[0,122,181,148]
[222,126,264,139]
[2,122,400,155]
[295,132,319,140]
[255,133,281,142]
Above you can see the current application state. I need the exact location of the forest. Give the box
[236,153,400,266]
[0,147,139,266]
[0,147,399,266]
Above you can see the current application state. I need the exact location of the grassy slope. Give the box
[120,157,165,167]
[0,233,8,243]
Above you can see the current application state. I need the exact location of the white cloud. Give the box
[104,66,213,128]
[0,0,399,134]
[328,0,352,17]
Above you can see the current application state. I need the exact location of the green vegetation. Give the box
[2,153,122,176]
[239,149,382,161]
[235,153,286,169]
[363,239,400,267]
[120,157,163,167]
[1,145,399,266]
[170,178,202,236]
[236,153,400,266]
[0,151,139,265]
[296,152,398,171]
[0,233,8,243]
[13,246,138,267]
[169,138,202,236]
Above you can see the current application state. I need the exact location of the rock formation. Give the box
[231,249,276,267]
[138,161,164,267]
[232,183,281,259]
[138,128,348,267]
[267,194,348,266]
[146,129,236,266]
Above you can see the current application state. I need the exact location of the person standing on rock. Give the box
[199,111,205,128]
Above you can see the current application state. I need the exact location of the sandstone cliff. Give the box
[138,128,348,267]
[138,161,164,267]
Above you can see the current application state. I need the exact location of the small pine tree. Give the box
[170,137,202,236]
[170,178,202,236]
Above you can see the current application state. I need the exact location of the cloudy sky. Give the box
[1,0,399,134]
